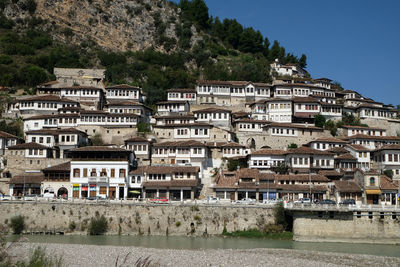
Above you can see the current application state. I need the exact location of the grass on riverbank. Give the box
[222,228,293,240]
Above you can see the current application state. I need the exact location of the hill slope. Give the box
[0,0,307,104]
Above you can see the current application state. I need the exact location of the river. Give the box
[10,235,400,258]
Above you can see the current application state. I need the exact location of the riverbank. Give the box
[7,242,400,266]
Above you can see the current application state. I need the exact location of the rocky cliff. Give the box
[3,0,201,52]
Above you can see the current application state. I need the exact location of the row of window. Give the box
[107,90,138,97]
[297,104,319,111]
[195,113,228,120]
[223,148,242,155]
[73,168,126,178]
[127,144,147,152]
[64,89,99,96]
[81,116,136,123]
[252,160,284,166]
[322,107,342,113]
[168,93,195,99]
[153,148,203,155]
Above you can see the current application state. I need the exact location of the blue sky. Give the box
[200,0,399,105]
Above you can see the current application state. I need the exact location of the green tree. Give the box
[227,158,247,171]
[298,54,307,68]
[238,27,263,53]
[90,134,104,146]
[288,143,298,149]
[272,163,289,174]
[383,170,393,179]
[137,122,150,133]
[10,215,25,234]
[314,114,326,128]
[324,120,337,136]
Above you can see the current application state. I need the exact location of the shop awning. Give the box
[366,189,382,195]
[129,190,141,194]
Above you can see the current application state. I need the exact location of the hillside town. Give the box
[0,60,399,206]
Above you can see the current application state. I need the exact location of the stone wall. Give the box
[5,157,69,177]
[292,210,400,244]
[236,130,331,150]
[77,126,137,145]
[361,118,400,136]
[0,202,274,236]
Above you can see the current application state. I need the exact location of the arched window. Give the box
[370,177,375,186]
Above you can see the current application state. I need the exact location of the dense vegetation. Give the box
[0,0,308,105]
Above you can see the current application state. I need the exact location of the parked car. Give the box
[235,198,256,205]
[23,194,37,201]
[202,197,220,204]
[150,197,169,204]
[293,198,311,205]
[340,199,356,205]
[87,196,106,202]
[318,199,336,205]
[0,195,12,201]
[42,192,55,199]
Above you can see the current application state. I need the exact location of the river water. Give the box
[11,235,400,258]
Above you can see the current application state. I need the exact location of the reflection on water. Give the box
[9,235,400,258]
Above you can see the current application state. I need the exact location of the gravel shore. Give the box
[8,242,400,267]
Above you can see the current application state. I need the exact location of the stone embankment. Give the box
[0,202,274,236]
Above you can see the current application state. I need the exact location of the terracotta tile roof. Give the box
[234,118,270,123]
[65,85,103,90]
[214,168,276,189]
[346,144,370,152]
[232,111,250,118]
[251,149,287,156]
[106,100,145,106]
[287,146,332,155]
[7,142,50,150]
[0,131,18,139]
[124,137,150,143]
[375,144,400,151]
[220,142,245,148]
[292,97,320,103]
[153,114,195,119]
[106,84,140,90]
[130,165,200,175]
[153,140,206,148]
[25,128,87,136]
[265,98,292,102]
[309,137,347,144]
[327,147,349,154]
[69,146,130,152]
[275,174,330,182]
[42,161,71,172]
[156,100,188,105]
[196,80,250,86]
[167,88,196,93]
[335,153,357,161]
[192,108,232,113]
[8,174,44,184]
[153,122,211,128]
[345,134,400,141]
[253,82,271,87]
[142,179,198,188]
[265,122,323,131]
[277,184,328,192]
[380,175,398,191]
[16,95,77,103]
[334,180,362,193]
[341,125,385,130]
[318,170,343,177]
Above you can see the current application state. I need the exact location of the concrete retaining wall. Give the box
[293,211,400,244]
[0,202,274,236]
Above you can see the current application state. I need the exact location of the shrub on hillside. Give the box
[10,215,25,234]
[88,215,108,235]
